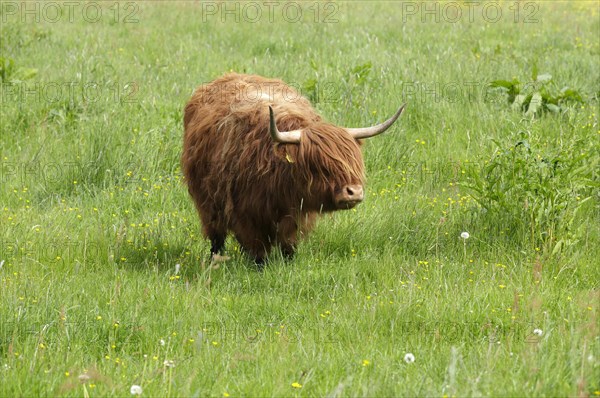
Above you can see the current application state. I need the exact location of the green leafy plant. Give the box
[302,59,320,103]
[341,61,373,109]
[0,23,41,83]
[464,132,598,254]
[349,61,372,85]
[302,61,374,106]
[490,70,583,116]
[0,57,38,83]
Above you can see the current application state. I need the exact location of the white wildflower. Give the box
[404,353,415,364]
[533,328,543,336]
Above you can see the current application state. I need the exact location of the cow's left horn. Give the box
[346,104,406,139]
[269,106,302,144]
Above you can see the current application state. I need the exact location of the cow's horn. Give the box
[269,106,302,144]
[346,104,406,139]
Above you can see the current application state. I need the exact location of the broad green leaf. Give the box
[13,67,38,81]
[552,240,564,255]
[531,64,538,81]
[0,57,15,81]
[490,80,517,89]
[526,92,543,116]
[512,94,527,111]
[351,62,372,85]
[559,87,583,102]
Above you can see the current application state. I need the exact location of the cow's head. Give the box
[269,104,405,211]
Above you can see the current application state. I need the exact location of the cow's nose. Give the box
[337,184,364,208]
[344,185,364,201]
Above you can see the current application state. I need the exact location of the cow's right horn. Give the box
[269,106,302,144]
[346,104,406,139]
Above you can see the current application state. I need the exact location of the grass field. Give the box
[1,1,599,396]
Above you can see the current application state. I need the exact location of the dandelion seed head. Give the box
[130,384,143,395]
[460,232,470,239]
[404,353,415,363]
[533,328,543,336]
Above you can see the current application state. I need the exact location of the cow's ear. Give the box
[272,143,296,164]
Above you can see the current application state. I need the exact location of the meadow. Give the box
[1,1,599,396]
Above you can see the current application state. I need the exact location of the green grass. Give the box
[1,1,599,396]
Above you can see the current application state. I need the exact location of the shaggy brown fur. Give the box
[182,73,366,263]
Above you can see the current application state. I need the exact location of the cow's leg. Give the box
[233,221,273,266]
[277,216,298,260]
[199,210,226,257]
[237,236,269,266]
[209,233,225,256]
[298,212,317,236]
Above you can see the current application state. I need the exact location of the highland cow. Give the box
[182,73,404,264]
